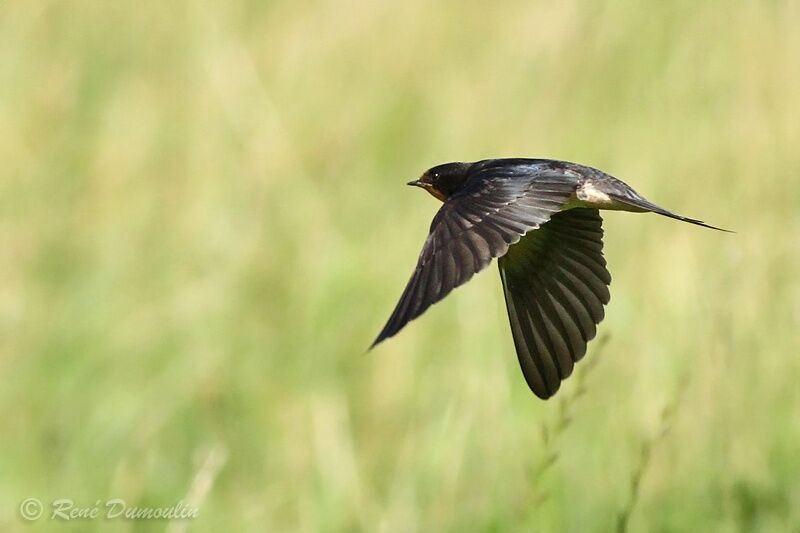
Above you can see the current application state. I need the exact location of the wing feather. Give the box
[371,166,581,348]
[498,208,611,398]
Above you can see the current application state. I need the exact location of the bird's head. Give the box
[407,162,471,202]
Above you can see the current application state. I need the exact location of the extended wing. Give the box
[498,208,611,399]
[372,166,581,348]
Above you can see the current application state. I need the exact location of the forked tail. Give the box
[607,192,733,232]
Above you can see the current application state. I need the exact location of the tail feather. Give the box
[608,193,733,233]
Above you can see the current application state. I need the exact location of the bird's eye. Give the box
[433,173,439,179]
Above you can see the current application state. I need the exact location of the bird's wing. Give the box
[498,208,611,399]
[371,171,580,348]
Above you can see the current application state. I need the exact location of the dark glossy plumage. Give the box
[499,208,609,397]
[372,158,728,399]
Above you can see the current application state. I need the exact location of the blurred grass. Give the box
[0,0,798,531]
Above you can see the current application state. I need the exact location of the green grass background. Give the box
[1,1,798,531]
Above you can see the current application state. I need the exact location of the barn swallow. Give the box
[371,158,729,399]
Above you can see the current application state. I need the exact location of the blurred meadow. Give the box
[1,1,799,531]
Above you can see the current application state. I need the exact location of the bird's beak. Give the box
[407,179,424,188]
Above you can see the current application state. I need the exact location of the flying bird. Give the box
[371,158,729,399]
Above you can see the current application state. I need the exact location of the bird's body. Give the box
[372,158,727,399]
